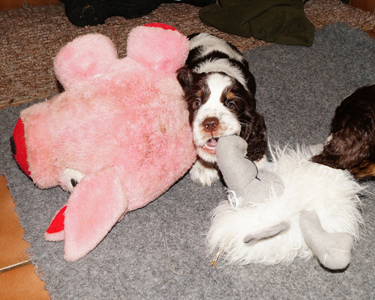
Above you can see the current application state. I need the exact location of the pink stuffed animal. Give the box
[11,23,197,261]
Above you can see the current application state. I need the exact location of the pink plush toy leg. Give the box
[64,166,129,261]
[45,166,129,261]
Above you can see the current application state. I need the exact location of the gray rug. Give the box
[1,23,375,299]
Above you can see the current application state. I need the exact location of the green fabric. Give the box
[199,0,315,46]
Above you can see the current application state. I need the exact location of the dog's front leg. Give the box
[190,159,220,186]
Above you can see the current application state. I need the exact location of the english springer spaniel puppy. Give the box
[177,33,267,186]
[311,84,375,179]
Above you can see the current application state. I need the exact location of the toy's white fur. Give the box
[207,144,363,266]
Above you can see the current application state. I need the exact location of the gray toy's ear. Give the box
[244,221,290,245]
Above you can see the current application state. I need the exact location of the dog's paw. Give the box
[254,155,268,169]
[190,160,219,186]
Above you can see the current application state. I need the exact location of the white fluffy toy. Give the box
[207,136,363,270]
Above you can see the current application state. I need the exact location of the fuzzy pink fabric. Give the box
[16,24,196,261]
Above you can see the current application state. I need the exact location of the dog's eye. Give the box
[193,99,201,109]
[225,99,235,108]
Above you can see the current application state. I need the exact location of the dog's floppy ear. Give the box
[242,111,268,162]
[177,66,194,95]
[311,130,374,179]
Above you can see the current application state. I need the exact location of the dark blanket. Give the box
[0,23,374,299]
[199,0,315,46]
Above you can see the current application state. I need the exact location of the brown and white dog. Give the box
[177,33,267,186]
[312,84,375,179]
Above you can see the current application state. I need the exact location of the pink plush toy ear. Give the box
[127,23,189,74]
[54,33,118,89]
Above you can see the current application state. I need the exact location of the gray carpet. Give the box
[1,23,375,299]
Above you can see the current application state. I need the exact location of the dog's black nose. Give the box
[202,117,219,132]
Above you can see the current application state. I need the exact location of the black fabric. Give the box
[64,0,216,27]
[64,0,161,27]
[199,0,315,46]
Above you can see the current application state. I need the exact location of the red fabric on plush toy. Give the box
[11,23,197,261]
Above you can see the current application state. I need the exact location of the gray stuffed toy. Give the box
[207,135,363,270]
